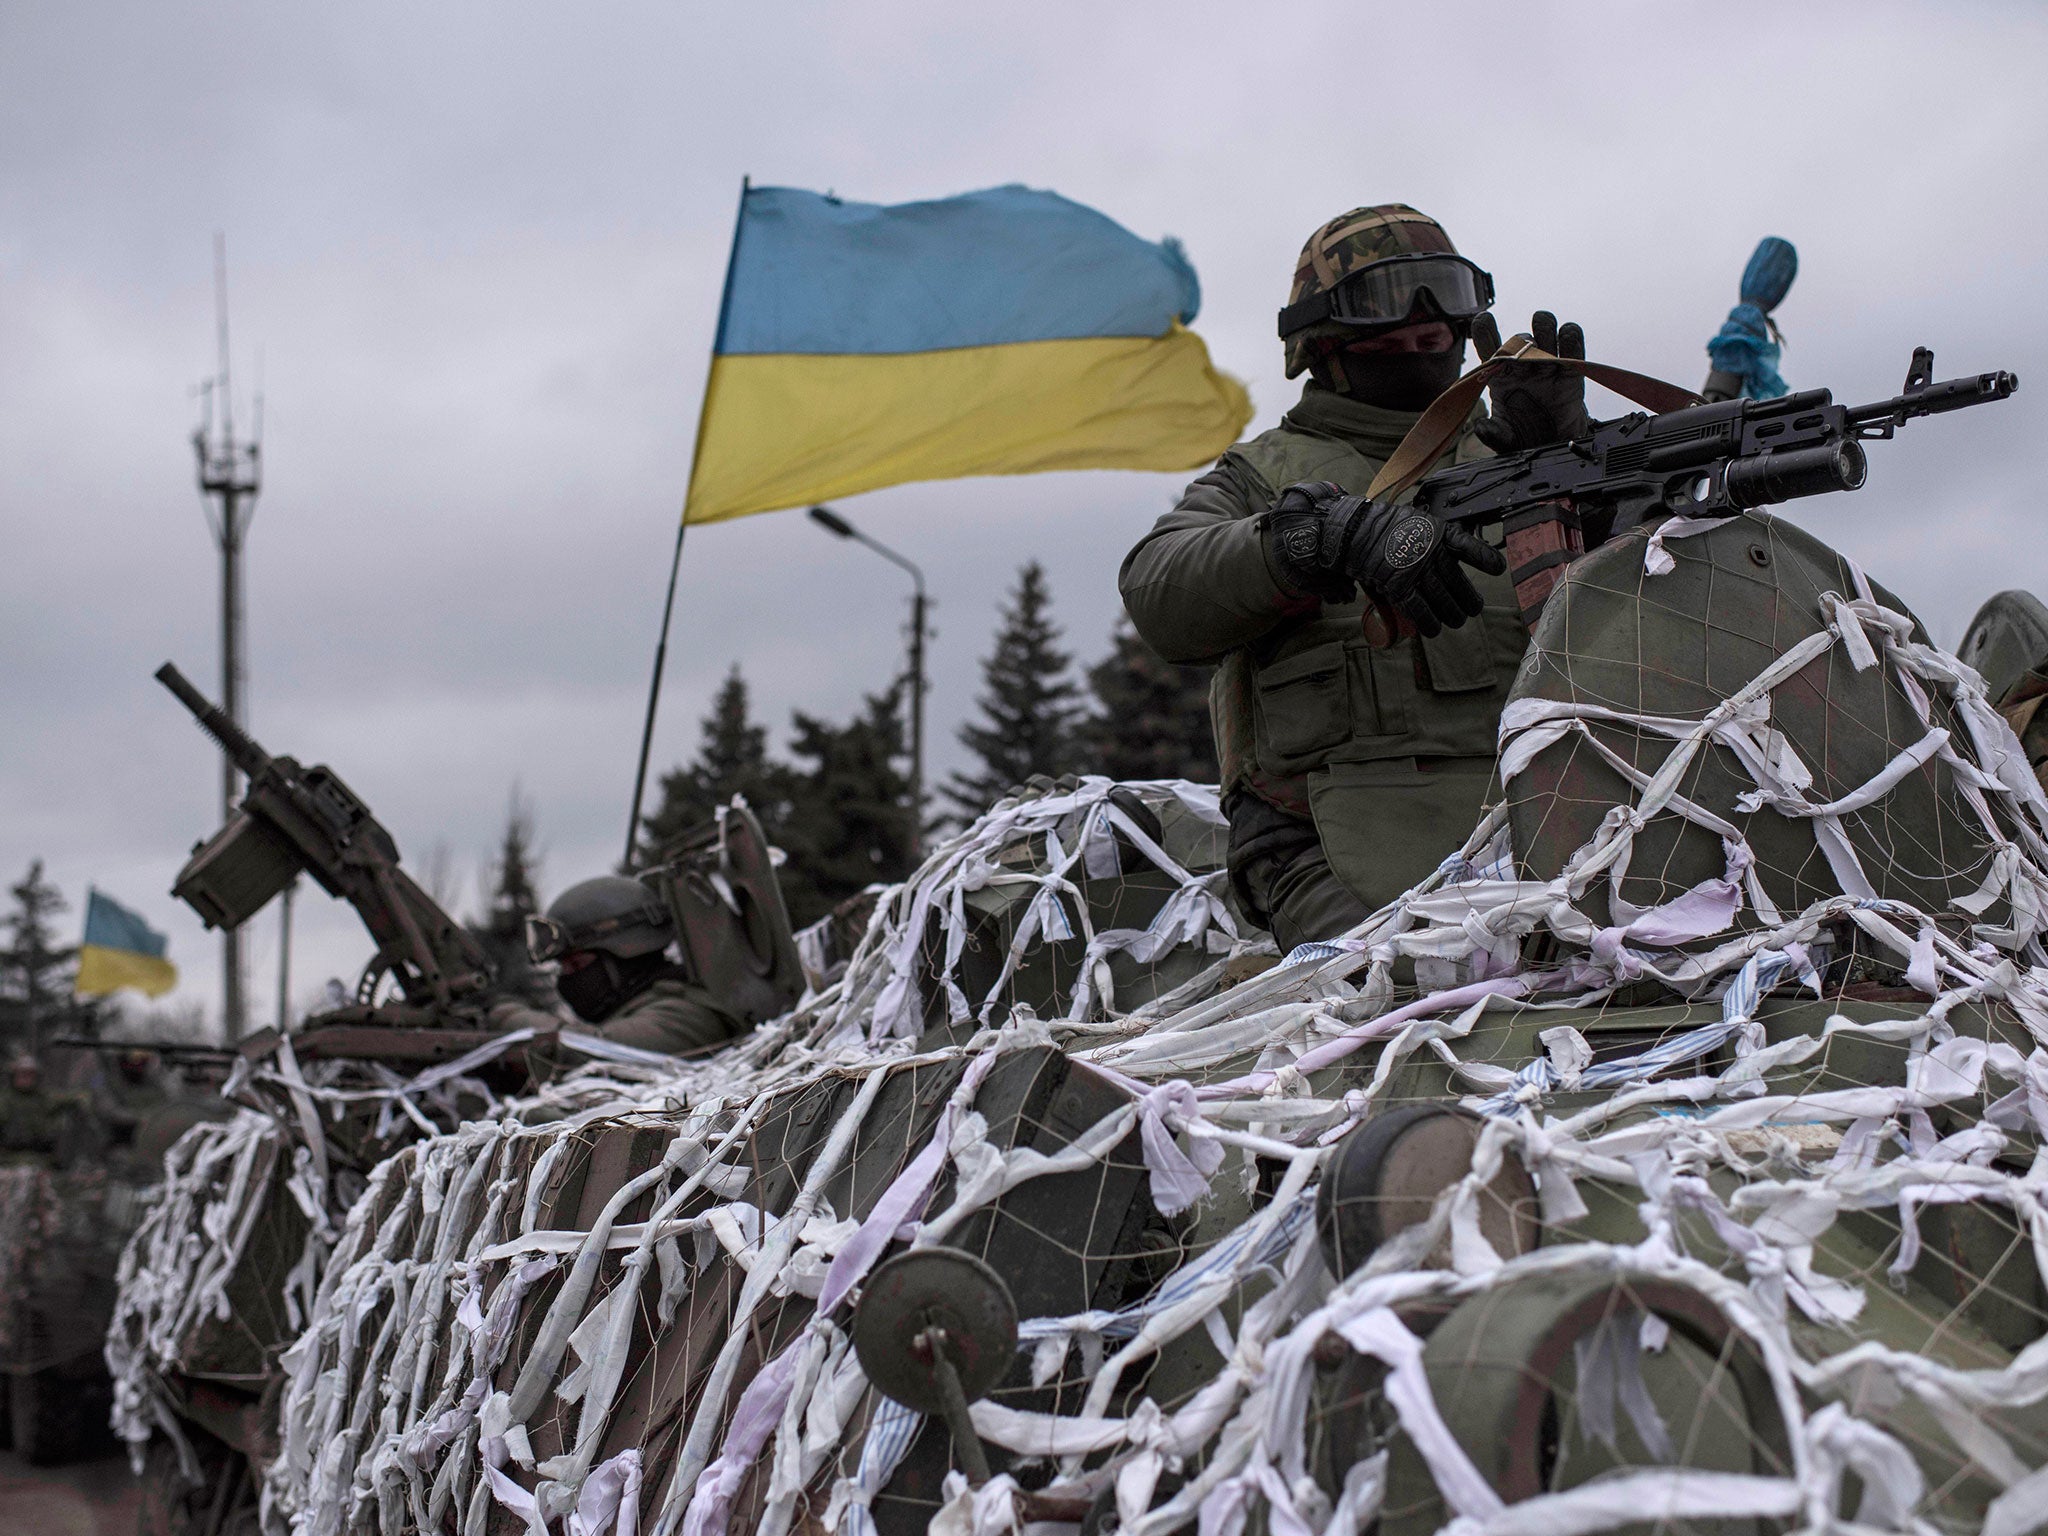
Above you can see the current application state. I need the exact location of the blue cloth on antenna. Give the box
[1707,236,1797,400]
[1739,237,1798,312]
[1708,302,1787,400]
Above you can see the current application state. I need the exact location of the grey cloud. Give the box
[3,0,2043,1018]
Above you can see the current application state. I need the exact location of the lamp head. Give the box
[808,505,856,539]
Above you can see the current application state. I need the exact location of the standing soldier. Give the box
[90,1049,172,1176]
[0,1055,80,1166]
[1120,204,1591,950]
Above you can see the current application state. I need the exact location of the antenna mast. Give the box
[191,233,263,1042]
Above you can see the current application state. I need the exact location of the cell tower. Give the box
[192,233,262,1040]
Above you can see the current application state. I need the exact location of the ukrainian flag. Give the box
[75,889,177,999]
[682,184,1252,525]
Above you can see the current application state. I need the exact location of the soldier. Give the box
[0,1055,79,1166]
[500,876,746,1057]
[84,1048,174,1177]
[94,1049,164,1138]
[1120,204,1591,950]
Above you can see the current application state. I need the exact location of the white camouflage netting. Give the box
[123,531,2048,1536]
[104,1013,574,1471]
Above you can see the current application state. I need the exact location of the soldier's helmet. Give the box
[525,876,672,965]
[1956,590,2048,707]
[1281,204,1480,379]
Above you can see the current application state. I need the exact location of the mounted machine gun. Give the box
[157,661,504,1064]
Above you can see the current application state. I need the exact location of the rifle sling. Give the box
[1366,336,1703,503]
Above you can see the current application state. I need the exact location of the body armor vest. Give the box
[1213,411,1528,816]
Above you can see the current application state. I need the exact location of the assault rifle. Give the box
[1411,349,2018,625]
[157,663,506,1063]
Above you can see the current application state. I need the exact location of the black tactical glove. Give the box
[1264,480,1506,638]
[1472,311,1592,454]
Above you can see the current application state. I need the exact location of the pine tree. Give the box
[1077,620,1218,783]
[485,790,542,925]
[0,861,94,1050]
[473,789,553,1007]
[638,666,791,865]
[778,688,914,928]
[943,563,1081,819]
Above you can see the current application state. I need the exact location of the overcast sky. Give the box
[3,1,2043,1031]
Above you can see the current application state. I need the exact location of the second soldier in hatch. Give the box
[498,875,746,1057]
[1120,204,1591,951]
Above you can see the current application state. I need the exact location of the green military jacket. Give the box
[494,976,746,1068]
[598,977,746,1057]
[1119,383,1529,908]
[0,1084,81,1165]
[94,1071,167,1138]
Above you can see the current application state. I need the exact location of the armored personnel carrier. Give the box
[113,332,2045,1532]
[217,494,2048,1536]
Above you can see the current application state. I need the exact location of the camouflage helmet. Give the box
[525,875,672,965]
[1282,204,1468,379]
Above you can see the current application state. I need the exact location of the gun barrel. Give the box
[1850,370,2019,427]
[155,662,272,777]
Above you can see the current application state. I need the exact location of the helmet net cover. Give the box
[1504,512,2023,941]
[1284,203,1462,378]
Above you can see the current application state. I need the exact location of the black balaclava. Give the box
[556,948,673,1024]
[1327,338,1468,411]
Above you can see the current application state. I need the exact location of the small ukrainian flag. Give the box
[75,889,177,999]
[683,184,1253,525]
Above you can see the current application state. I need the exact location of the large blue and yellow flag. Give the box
[75,889,177,999]
[682,184,1252,525]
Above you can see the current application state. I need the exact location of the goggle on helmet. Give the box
[1278,252,1496,340]
[523,900,671,965]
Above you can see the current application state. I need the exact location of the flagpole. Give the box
[623,176,750,868]
[624,518,690,867]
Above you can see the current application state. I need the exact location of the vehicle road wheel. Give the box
[9,1364,75,1466]
[1379,1272,1792,1536]
[1316,1105,1541,1278]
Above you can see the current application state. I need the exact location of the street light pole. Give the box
[808,506,929,859]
